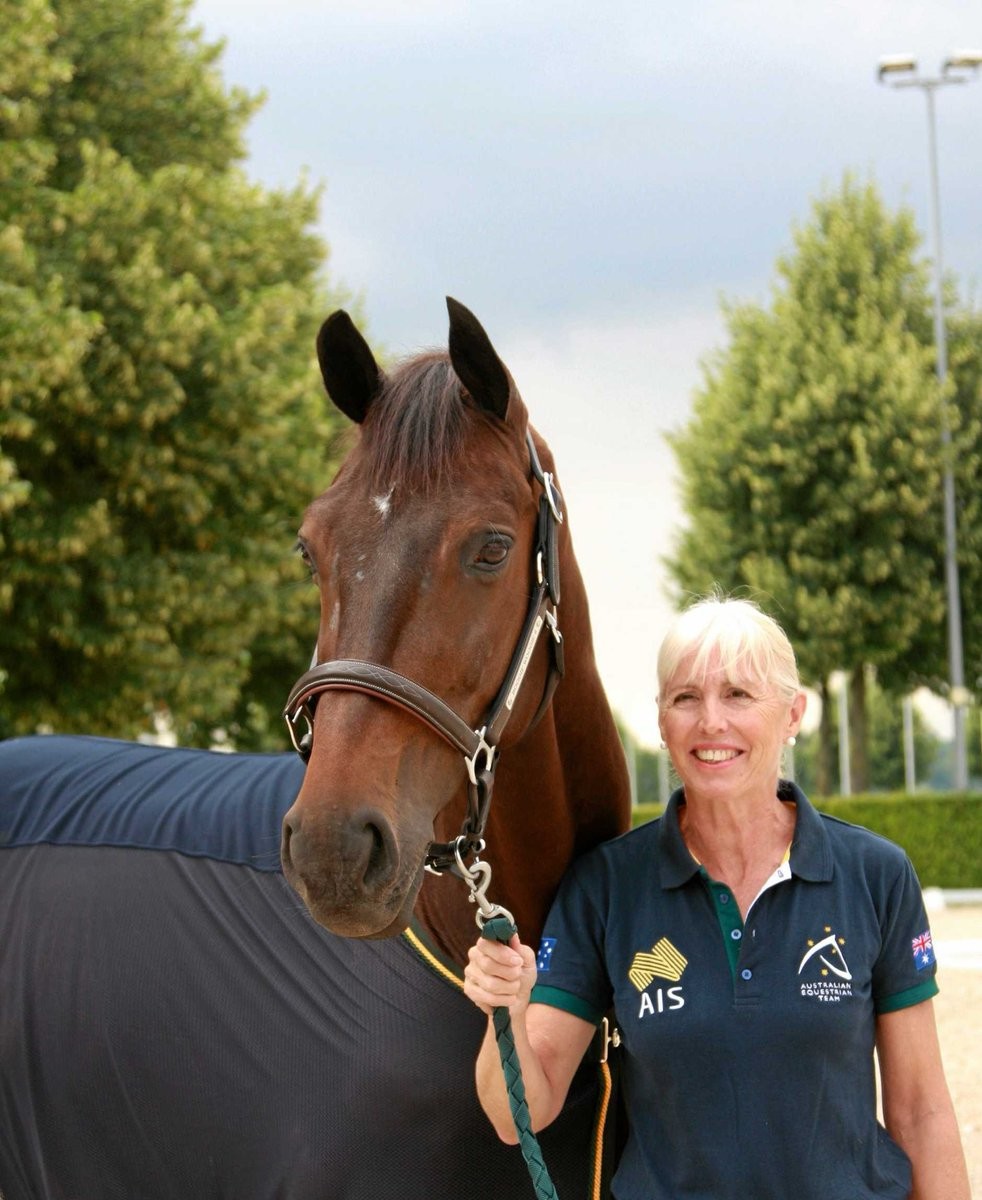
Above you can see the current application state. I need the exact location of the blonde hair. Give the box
[657,595,801,701]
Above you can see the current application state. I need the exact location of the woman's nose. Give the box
[698,697,727,732]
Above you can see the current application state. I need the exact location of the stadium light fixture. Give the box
[943,50,982,76]
[877,54,917,80]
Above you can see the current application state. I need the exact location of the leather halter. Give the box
[282,431,565,872]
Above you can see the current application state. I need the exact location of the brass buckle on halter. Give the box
[599,1016,622,1064]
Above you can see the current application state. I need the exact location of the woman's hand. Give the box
[464,930,597,1141]
[463,932,538,1017]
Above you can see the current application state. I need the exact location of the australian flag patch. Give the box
[912,930,936,971]
[536,937,557,971]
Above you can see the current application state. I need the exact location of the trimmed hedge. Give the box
[631,793,982,889]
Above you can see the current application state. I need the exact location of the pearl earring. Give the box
[785,735,797,747]
[659,740,667,750]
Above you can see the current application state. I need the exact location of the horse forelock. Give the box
[362,353,481,493]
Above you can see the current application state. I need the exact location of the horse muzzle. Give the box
[280,795,430,938]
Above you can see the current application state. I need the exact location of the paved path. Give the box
[929,903,982,1196]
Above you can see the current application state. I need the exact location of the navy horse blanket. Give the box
[0,736,607,1200]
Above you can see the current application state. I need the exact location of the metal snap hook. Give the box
[452,838,515,928]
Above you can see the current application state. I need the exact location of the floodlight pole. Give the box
[878,53,980,790]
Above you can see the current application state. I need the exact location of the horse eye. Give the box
[294,538,316,579]
[474,535,511,570]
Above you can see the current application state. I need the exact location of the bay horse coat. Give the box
[0,300,632,1198]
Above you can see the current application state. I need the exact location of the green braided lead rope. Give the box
[481,915,560,1200]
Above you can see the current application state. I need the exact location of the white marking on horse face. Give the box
[369,489,391,518]
[329,599,340,632]
[355,570,365,583]
[372,490,393,520]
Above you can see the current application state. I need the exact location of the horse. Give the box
[0,299,632,1199]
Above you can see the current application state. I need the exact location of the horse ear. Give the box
[316,311,382,424]
[446,297,511,421]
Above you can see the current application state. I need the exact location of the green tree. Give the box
[1,0,86,531]
[668,176,952,789]
[0,0,346,745]
[614,716,673,807]
[793,681,940,795]
[966,703,982,783]
[947,308,982,702]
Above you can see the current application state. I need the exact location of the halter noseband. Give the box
[282,431,565,872]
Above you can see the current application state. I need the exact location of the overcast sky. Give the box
[192,0,981,746]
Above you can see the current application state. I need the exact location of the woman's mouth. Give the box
[693,748,741,763]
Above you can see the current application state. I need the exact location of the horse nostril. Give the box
[280,799,402,912]
[280,810,297,869]
[361,819,392,889]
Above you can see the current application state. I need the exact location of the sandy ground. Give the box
[927,902,982,1196]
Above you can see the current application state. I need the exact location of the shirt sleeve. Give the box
[529,853,612,1025]
[872,853,940,1015]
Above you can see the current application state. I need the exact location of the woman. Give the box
[464,596,969,1199]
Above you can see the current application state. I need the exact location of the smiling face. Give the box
[658,654,806,805]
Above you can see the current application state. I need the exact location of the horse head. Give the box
[281,299,585,946]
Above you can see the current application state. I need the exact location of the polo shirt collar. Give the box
[657,791,702,889]
[657,780,833,890]
[781,779,833,881]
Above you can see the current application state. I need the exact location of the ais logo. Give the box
[629,937,687,1018]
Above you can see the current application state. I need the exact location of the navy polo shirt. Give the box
[530,782,939,1200]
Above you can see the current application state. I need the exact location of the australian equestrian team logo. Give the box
[798,926,853,1001]
[629,937,688,1017]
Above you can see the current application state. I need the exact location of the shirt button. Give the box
[741,968,753,981]
[730,929,742,940]
[718,893,729,904]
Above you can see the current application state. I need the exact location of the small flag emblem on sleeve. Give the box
[912,930,935,971]
[536,937,557,971]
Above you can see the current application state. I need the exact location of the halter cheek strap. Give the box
[282,431,565,872]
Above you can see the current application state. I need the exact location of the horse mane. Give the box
[362,352,472,493]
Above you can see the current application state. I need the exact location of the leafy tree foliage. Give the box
[667,176,963,788]
[0,0,346,745]
[947,308,982,699]
[792,682,941,795]
[613,715,672,807]
[968,704,982,782]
